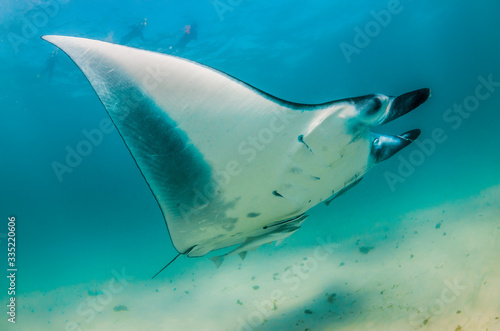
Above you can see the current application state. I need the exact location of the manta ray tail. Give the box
[152,253,181,279]
[325,177,364,206]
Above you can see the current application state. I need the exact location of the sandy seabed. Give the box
[7,184,500,331]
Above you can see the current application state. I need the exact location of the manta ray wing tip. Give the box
[41,35,58,43]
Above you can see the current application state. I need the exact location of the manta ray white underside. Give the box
[43,35,430,261]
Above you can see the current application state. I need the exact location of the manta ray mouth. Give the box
[367,88,429,164]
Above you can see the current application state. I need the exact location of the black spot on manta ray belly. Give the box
[247,212,261,218]
[272,190,284,198]
[298,135,311,150]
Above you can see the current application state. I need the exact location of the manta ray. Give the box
[43,35,430,271]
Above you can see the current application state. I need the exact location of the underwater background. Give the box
[1,0,499,330]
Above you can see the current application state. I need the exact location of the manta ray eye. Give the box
[356,95,390,125]
[371,97,383,113]
[360,96,384,118]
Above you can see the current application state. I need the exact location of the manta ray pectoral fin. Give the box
[370,129,421,163]
[42,35,219,255]
[45,35,301,257]
[238,251,248,260]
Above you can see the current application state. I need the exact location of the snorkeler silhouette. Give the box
[171,22,198,53]
[40,49,58,82]
[120,19,147,45]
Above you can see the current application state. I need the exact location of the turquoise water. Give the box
[1,0,500,330]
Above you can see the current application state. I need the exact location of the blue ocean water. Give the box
[1,0,500,330]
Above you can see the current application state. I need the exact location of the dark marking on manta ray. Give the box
[298,135,312,151]
[272,190,284,198]
[247,212,261,218]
